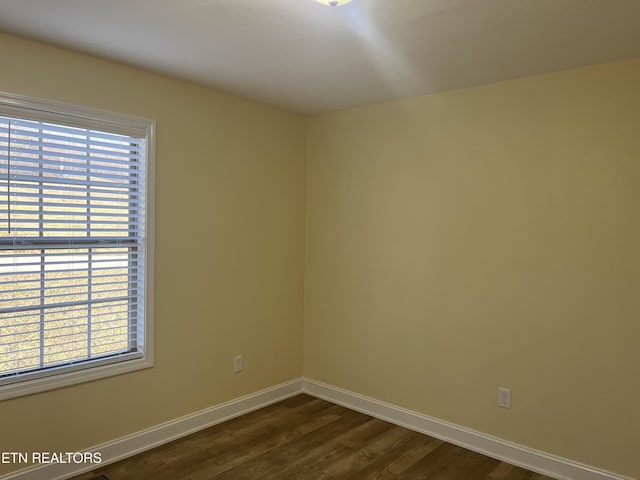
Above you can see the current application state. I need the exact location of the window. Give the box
[0,92,154,400]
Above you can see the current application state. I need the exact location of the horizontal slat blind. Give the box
[0,114,146,381]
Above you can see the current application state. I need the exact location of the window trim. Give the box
[0,91,155,401]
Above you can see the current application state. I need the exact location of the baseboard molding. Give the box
[2,377,631,480]
[0,378,303,480]
[302,378,632,480]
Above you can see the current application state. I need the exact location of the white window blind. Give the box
[0,94,154,396]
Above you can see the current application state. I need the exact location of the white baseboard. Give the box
[2,377,631,480]
[0,378,303,480]
[302,378,632,480]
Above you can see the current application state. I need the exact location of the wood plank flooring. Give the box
[70,394,555,480]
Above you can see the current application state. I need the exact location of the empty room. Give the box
[0,1,638,479]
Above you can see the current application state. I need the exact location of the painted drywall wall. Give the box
[304,59,640,478]
[0,33,306,476]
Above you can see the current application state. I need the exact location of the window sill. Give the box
[0,355,153,401]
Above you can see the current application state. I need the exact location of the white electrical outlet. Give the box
[498,387,511,409]
[233,355,243,373]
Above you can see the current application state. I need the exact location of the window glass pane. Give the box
[0,105,148,386]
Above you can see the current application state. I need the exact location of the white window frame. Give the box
[0,92,155,401]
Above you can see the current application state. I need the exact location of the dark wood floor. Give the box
[71,394,554,480]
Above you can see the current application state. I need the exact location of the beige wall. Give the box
[0,33,306,475]
[305,59,640,478]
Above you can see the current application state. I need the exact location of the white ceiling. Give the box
[0,0,638,114]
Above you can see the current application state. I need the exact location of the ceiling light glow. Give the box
[314,0,353,6]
